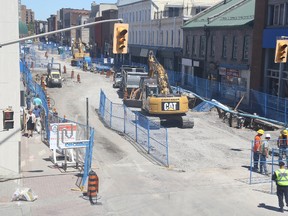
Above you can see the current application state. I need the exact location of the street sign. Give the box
[63,140,89,148]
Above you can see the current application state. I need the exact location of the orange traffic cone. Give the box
[77,73,81,83]
[47,95,51,109]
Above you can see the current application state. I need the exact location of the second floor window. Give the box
[232,36,238,60]
[222,36,227,58]
[243,35,249,60]
[185,36,190,56]
[166,31,169,46]
[200,35,206,57]
[178,30,181,46]
[192,35,197,57]
[210,35,215,57]
[171,30,173,46]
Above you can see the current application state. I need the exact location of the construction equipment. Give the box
[46,63,62,88]
[125,51,194,128]
[120,65,148,96]
[71,38,90,66]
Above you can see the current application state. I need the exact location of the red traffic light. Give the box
[4,111,14,120]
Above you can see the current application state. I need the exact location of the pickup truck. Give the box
[46,63,62,88]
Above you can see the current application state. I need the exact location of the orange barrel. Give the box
[87,170,98,198]
[77,73,81,83]
[47,95,51,108]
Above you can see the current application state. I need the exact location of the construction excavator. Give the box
[71,38,90,66]
[128,51,194,128]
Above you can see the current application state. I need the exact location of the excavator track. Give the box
[180,115,194,129]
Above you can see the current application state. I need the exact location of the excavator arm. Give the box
[148,51,172,95]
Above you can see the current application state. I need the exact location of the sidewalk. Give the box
[0,131,100,216]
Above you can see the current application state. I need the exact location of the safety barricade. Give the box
[98,89,169,166]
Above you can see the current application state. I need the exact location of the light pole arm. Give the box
[0,18,123,48]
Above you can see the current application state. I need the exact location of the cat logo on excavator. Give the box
[162,102,179,111]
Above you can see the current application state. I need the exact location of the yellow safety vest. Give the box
[275,169,288,186]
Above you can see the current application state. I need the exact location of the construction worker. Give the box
[260,134,270,176]
[278,130,288,164]
[272,161,288,212]
[253,129,264,171]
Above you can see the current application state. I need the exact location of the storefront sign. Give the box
[49,123,77,150]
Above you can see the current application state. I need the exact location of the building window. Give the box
[139,31,141,43]
[136,31,137,43]
[171,30,173,46]
[178,30,181,46]
[160,30,163,45]
[152,31,154,45]
[269,4,286,26]
[157,30,159,44]
[166,30,169,46]
[243,35,249,60]
[222,36,227,58]
[232,36,238,60]
[200,35,206,57]
[210,35,215,57]
[192,35,197,57]
[185,35,190,56]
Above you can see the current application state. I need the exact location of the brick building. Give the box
[182,0,255,102]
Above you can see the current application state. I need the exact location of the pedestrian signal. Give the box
[113,23,129,54]
[275,40,288,63]
[3,109,14,130]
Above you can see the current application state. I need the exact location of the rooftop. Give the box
[183,0,255,28]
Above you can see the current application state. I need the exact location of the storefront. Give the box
[218,64,250,104]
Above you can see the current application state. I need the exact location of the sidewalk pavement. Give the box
[0,131,101,216]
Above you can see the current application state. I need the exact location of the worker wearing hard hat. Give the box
[253,129,264,171]
[260,134,271,176]
[278,130,288,164]
[272,161,288,212]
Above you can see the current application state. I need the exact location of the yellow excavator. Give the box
[131,51,194,128]
[71,38,90,66]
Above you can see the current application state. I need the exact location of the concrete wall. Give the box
[0,0,20,174]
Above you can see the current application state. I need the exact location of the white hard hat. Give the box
[265,134,271,138]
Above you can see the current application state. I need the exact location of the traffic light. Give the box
[275,40,288,63]
[3,109,14,130]
[113,23,129,54]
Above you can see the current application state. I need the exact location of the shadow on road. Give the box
[258,203,283,212]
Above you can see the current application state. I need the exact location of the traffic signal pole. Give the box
[0,18,123,48]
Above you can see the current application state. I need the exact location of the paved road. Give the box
[18,47,283,215]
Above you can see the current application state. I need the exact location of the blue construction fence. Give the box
[98,90,169,166]
[165,70,288,125]
[20,59,94,188]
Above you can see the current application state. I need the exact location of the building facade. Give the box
[88,2,118,57]
[252,0,288,97]
[117,0,220,70]
[0,0,21,174]
[182,0,254,102]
